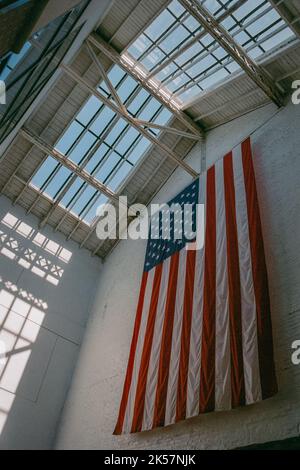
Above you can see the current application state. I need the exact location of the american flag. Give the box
[114,137,277,435]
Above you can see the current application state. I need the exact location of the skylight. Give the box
[0,42,31,81]
[127,0,296,104]
[30,64,172,225]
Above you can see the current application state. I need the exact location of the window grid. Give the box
[0,42,31,81]
[65,94,166,223]
[171,8,289,99]
[127,0,295,102]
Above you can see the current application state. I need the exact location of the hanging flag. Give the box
[114,137,277,435]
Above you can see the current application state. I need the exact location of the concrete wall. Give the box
[0,195,102,449]
[55,100,300,449]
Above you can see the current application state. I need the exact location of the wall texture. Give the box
[0,195,102,449]
[55,100,300,450]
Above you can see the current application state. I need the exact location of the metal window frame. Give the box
[88,32,204,138]
[125,0,292,105]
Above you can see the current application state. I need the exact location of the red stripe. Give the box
[176,249,197,421]
[224,152,246,408]
[152,252,180,429]
[199,166,216,413]
[114,271,149,435]
[131,264,163,433]
[241,137,277,399]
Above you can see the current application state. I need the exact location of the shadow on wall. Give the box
[0,198,97,449]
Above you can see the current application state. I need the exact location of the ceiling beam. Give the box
[87,32,204,138]
[269,0,300,39]
[179,0,285,107]
[85,40,200,142]
[133,119,200,139]
[92,133,195,257]
[60,62,199,178]
[147,0,249,80]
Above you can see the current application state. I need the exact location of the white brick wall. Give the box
[55,100,300,450]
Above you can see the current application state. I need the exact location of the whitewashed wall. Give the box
[0,195,102,449]
[55,100,300,449]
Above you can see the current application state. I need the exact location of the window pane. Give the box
[85,144,109,174]
[61,176,85,208]
[31,157,58,189]
[68,132,97,164]
[71,185,97,216]
[84,194,109,224]
[128,137,151,164]
[90,108,115,135]
[45,167,72,199]
[108,162,132,191]
[95,153,121,183]
[115,128,139,154]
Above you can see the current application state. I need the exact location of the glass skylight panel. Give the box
[31,157,57,191]
[105,118,128,145]
[90,107,115,135]
[84,144,109,174]
[71,184,96,216]
[127,0,236,102]
[76,95,101,125]
[128,138,151,165]
[0,42,31,81]
[55,121,83,154]
[146,9,176,41]
[84,194,109,225]
[29,63,172,225]
[46,167,72,199]
[127,89,149,115]
[126,0,296,104]
[95,152,120,182]
[60,176,85,208]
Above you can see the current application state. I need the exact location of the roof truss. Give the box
[87,32,204,137]
[178,0,285,107]
[146,0,249,82]
[61,59,199,179]
[2,0,300,259]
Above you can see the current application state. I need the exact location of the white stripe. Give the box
[215,160,232,411]
[233,145,262,405]
[164,249,187,426]
[142,258,171,431]
[122,268,155,433]
[186,173,206,418]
